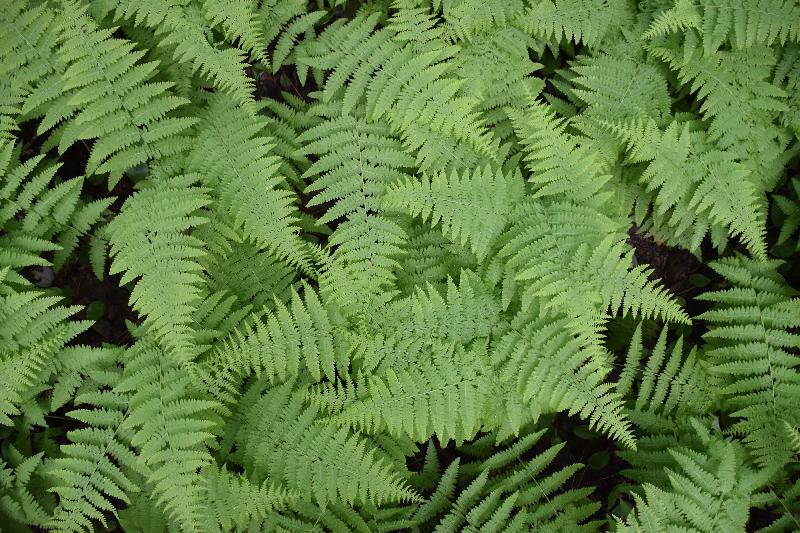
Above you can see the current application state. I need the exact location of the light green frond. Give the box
[116,340,219,533]
[492,309,637,449]
[299,113,412,310]
[383,165,524,259]
[198,282,345,405]
[188,95,314,275]
[618,432,768,532]
[318,341,493,444]
[26,4,196,187]
[516,0,633,47]
[571,53,671,122]
[233,382,420,507]
[202,464,296,532]
[697,256,800,468]
[507,98,611,204]
[107,172,210,364]
[605,119,767,257]
[95,0,256,113]
[0,281,89,426]
[48,368,143,533]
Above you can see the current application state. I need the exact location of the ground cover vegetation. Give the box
[1,0,800,531]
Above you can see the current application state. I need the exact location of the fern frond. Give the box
[299,12,499,172]
[571,53,671,122]
[0,1,61,132]
[0,280,89,426]
[648,40,789,193]
[107,172,210,364]
[188,95,315,275]
[507,98,611,203]
[203,464,296,532]
[417,428,598,531]
[299,113,412,310]
[619,324,711,426]
[642,0,703,40]
[515,0,633,47]
[233,382,420,507]
[116,340,219,532]
[619,431,768,532]
[499,200,688,331]
[605,118,767,257]
[198,282,344,406]
[383,165,524,260]
[697,256,800,468]
[318,341,493,444]
[94,0,256,113]
[202,0,267,62]
[492,308,637,448]
[692,0,800,54]
[24,3,196,187]
[48,367,143,533]
[0,142,114,276]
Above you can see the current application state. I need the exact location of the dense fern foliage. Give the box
[1,0,799,531]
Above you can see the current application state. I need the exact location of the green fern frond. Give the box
[93,0,256,113]
[619,324,711,426]
[516,0,633,47]
[188,95,315,276]
[233,381,420,507]
[438,0,526,42]
[317,341,493,444]
[507,98,611,203]
[23,3,197,187]
[0,1,61,133]
[47,367,143,533]
[652,0,800,54]
[299,113,412,310]
[697,255,800,468]
[0,282,89,427]
[492,308,637,449]
[116,340,220,532]
[618,431,768,532]
[107,172,210,364]
[0,142,114,276]
[642,0,703,40]
[605,118,767,257]
[647,40,789,193]
[203,464,296,532]
[499,201,688,330]
[198,282,344,406]
[570,53,671,122]
[299,11,499,171]
[202,0,267,63]
[416,429,599,531]
[383,165,524,260]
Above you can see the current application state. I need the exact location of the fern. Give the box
[516,0,633,47]
[317,340,493,444]
[23,2,196,187]
[232,381,420,507]
[383,165,524,260]
[107,172,210,364]
[47,365,142,533]
[618,427,769,532]
[1,0,799,530]
[605,118,767,257]
[116,339,220,532]
[298,112,411,310]
[645,0,800,53]
[187,95,314,275]
[697,256,800,469]
[0,272,90,427]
